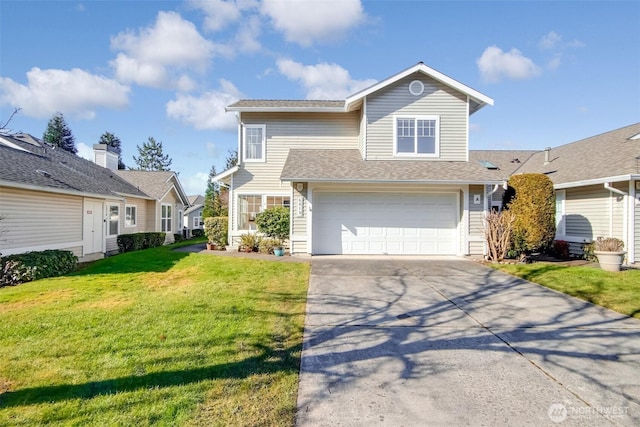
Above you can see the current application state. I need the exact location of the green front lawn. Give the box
[0,244,310,426]
[492,263,640,319]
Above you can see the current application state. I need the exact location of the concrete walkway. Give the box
[296,257,640,426]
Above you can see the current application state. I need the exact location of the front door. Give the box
[83,199,104,255]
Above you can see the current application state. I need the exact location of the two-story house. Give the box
[214,63,531,256]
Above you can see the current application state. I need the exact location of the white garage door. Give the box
[312,192,458,255]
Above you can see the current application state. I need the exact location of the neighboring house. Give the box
[184,195,205,237]
[0,135,189,261]
[516,123,640,264]
[215,62,518,256]
[112,168,189,247]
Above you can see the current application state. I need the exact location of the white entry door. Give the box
[83,199,104,255]
[312,192,458,255]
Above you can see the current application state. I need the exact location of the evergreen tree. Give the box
[98,131,126,169]
[43,112,77,154]
[202,165,221,218]
[225,149,238,170]
[132,137,172,171]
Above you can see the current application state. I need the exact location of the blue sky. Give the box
[1,0,639,195]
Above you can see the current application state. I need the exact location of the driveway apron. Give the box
[296,258,640,426]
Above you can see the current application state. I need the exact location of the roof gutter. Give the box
[1,180,125,201]
[279,178,505,185]
[212,165,239,183]
[554,175,639,190]
[604,182,628,196]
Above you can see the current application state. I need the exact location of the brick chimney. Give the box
[93,144,118,171]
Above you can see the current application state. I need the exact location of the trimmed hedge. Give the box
[117,232,166,253]
[191,228,204,237]
[173,233,185,243]
[503,173,556,254]
[204,217,228,247]
[255,206,290,240]
[1,250,77,286]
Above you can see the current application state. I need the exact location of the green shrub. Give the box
[583,241,596,261]
[258,238,281,254]
[204,217,228,247]
[173,233,185,243]
[255,206,290,241]
[117,232,166,253]
[503,173,556,254]
[239,233,261,253]
[191,228,204,237]
[1,250,77,286]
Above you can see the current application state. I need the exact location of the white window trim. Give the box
[193,216,200,228]
[555,190,566,237]
[107,203,120,237]
[161,203,173,233]
[235,193,291,232]
[242,124,266,162]
[393,115,440,158]
[124,204,137,228]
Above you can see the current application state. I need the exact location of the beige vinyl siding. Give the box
[0,187,83,256]
[234,112,360,191]
[468,185,486,255]
[358,107,366,158]
[120,196,149,234]
[146,200,156,232]
[564,185,612,240]
[365,74,468,161]
[106,236,118,254]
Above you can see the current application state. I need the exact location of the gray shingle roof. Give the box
[515,122,640,184]
[114,170,179,200]
[281,149,518,183]
[0,134,151,199]
[226,100,345,111]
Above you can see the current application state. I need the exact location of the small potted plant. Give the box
[593,237,625,272]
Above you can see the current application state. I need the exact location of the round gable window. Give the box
[409,80,424,96]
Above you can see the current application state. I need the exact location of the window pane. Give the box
[245,127,263,160]
[396,118,415,153]
[109,206,119,235]
[416,119,436,154]
[238,195,261,230]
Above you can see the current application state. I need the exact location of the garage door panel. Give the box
[313,192,458,255]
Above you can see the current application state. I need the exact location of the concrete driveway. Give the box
[296,257,640,426]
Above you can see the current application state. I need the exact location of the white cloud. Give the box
[166,79,242,130]
[262,0,365,46]
[77,142,94,161]
[547,54,562,70]
[110,11,215,89]
[0,67,130,119]
[276,59,376,99]
[477,46,541,83]
[187,0,243,31]
[206,141,217,158]
[181,171,210,196]
[539,31,561,50]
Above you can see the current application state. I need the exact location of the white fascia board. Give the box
[111,191,155,201]
[0,180,124,201]
[345,63,494,111]
[212,165,239,183]
[225,106,344,113]
[170,175,191,205]
[279,178,505,185]
[553,175,635,189]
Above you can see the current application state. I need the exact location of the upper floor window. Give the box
[394,115,440,157]
[243,124,266,162]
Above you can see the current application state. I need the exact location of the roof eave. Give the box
[212,165,239,183]
[280,177,505,185]
[553,174,638,189]
[225,106,345,113]
[0,179,126,201]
